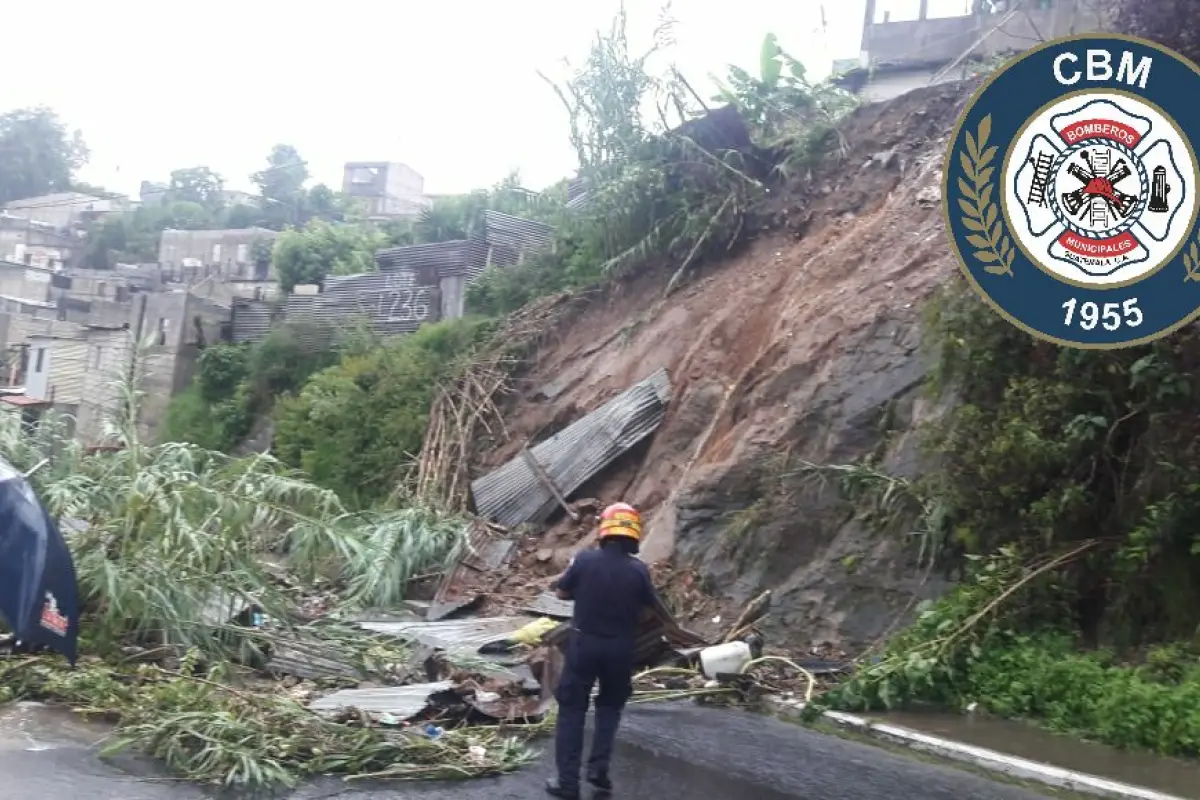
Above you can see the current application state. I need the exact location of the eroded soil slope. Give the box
[486,83,973,652]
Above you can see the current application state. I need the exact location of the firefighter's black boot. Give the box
[544,776,581,799]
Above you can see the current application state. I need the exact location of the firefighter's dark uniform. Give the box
[550,543,656,795]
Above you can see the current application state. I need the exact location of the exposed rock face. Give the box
[484,83,974,652]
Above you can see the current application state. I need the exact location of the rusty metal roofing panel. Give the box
[427,526,517,621]
[309,681,453,718]
[374,240,467,283]
[471,368,672,528]
[356,616,524,652]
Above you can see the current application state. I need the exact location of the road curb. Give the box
[766,697,1187,800]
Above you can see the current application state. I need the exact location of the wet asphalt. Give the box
[0,703,1052,800]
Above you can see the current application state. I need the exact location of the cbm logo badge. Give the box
[944,35,1200,348]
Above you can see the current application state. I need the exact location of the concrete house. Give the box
[3,192,125,231]
[158,227,278,282]
[341,162,431,220]
[0,214,76,271]
[835,0,1104,103]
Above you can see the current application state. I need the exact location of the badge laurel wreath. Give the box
[1183,239,1200,282]
[956,114,1015,278]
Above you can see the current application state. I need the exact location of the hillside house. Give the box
[0,213,76,271]
[158,227,277,282]
[3,192,126,231]
[835,0,1105,102]
[341,162,432,220]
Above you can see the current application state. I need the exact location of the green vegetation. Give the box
[263,22,856,504]
[272,220,385,292]
[805,277,1200,757]
[273,316,495,505]
[0,371,534,788]
[164,326,335,452]
[468,20,856,316]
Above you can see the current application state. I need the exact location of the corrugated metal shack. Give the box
[470,368,672,528]
[480,211,554,269]
[231,207,555,346]
[230,269,440,346]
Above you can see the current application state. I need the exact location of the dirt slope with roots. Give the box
[484,82,973,652]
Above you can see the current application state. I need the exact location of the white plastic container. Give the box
[699,641,752,678]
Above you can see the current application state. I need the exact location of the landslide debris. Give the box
[481,82,973,652]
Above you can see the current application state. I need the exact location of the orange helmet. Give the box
[598,502,642,542]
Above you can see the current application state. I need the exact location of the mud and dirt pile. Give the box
[482,83,974,653]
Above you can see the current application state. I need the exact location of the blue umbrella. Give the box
[0,457,80,664]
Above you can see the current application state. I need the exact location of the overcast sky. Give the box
[2,0,964,197]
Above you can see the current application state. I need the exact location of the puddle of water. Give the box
[871,710,1200,799]
[0,702,110,753]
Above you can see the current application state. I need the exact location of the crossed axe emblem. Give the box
[1059,149,1139,221]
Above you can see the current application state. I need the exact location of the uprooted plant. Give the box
[470,14,857,316]
[0,340,523,788]
[1,652,537,787]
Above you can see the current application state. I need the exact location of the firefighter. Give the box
[545,502,658,799]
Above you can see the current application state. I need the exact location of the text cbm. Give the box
[1053,50,1153,89]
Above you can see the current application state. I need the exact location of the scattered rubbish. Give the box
[467,745,487,764]
[308,681,455,720]
[524,591,573,620]
[423,723,445,739]
[509,617,559,646]
[426,522,517,621]
[700,641,753,679]
[475,690,501,704]
[356,616,526,657]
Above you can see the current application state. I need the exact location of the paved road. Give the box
[0,702,1051,799]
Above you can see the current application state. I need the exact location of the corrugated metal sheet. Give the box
[524,592,574,619]
[322,271,440,337]
[263,634,365,681]
[77,329,133,443]
[567,177,587,202]
[309,681,453,718]
[471,368,673,528]
[356,616,524,652]
[48,338,87,405]
[427,525,517,621]
[465,235,489,283]
[230,296,275,343]
[374,240,468,282]
[231,272,441,345]
[482,210,554,254]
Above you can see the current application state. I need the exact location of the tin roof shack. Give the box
[158,227,277,282]
[836,0,1104,103]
